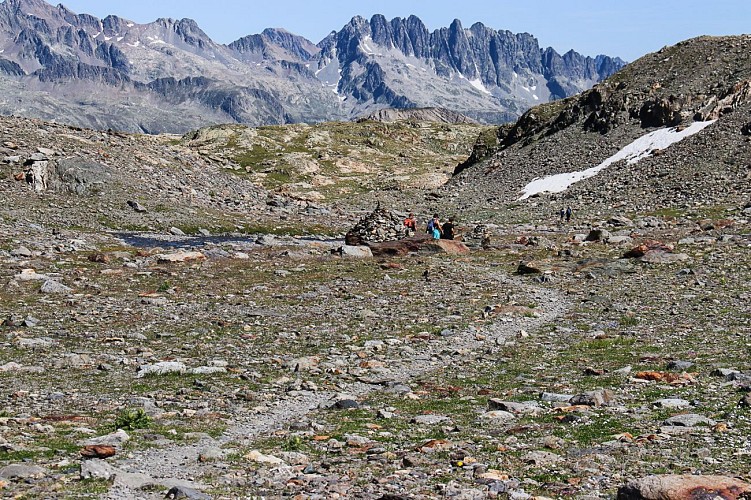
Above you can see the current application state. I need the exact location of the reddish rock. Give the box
[430,239,470,255]
[634,371,696,385]
[368,233,469,257]
[699,219,735,231]
[80,445,116,459]
[617,474,751,499]
[623,240,673,258]
[88,252,111,263]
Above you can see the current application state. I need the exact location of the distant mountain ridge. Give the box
[0,0,626,133]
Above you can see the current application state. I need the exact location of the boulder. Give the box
[570,389,615,407]
[663,414,716,427]
[127,200,147,213]
[154,251,206,263]
[479,410,516,423]
[617,474,751,499]
[80,445,117,459]
[50,159,111,195]
[24,158,110,194]
[608,215,634,227]
[82,429,130,447]
[39,280,72,294]
[245,450,285,464]
[368,233,469,257]
[422,238,470,255]
[334,245,373,258]
[517,260,560,275]
[15,269,49,281]
[137,361,187,377]
[165,486,212,500]
[488,400,541,414]
[585,228,611,242]
[0,464,48,479]
[607,235,634,246]
[24,160,50,192]
[623,240,673,258]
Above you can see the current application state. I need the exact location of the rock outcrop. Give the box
[617,475,751,500]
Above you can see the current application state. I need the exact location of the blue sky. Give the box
[56,0,750,61]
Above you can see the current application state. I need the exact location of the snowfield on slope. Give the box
[519,120,716,200]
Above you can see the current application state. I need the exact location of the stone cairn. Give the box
[345,206,411,246]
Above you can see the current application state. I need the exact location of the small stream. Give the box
[113,231,344,250]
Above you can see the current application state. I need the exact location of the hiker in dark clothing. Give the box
[565,206,572,223]
[441,217,456,240]
[559,208,565,222]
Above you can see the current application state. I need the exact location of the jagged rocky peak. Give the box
[0,2,625,132]
[6,0,52,13]
[229,28,319,61]
[357,107,477,124]
[260,28,319,60]
[102,15,135,35]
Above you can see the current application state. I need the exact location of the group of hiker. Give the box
[559,206,573,223]
[403,213,457,240]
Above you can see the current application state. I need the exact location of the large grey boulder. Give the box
[50,158,111,195]
[617,474,751,499]
[0,463,49,479]
[25,157,111,195]
[335,245,373,258]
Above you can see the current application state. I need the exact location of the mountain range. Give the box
[0,0,625,133]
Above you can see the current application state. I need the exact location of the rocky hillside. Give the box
[179,119,488,205]
[0,33,750,500]
[0,115,340,237]
[444,35,751,223]
[0,0,624,132]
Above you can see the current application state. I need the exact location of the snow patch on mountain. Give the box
[360,36,381,56]
[519,120,717,199]
[469,79,492,95]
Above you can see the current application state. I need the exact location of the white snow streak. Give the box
[360,37,381,56]
[519,120,716,200]
[469,78,491,95]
